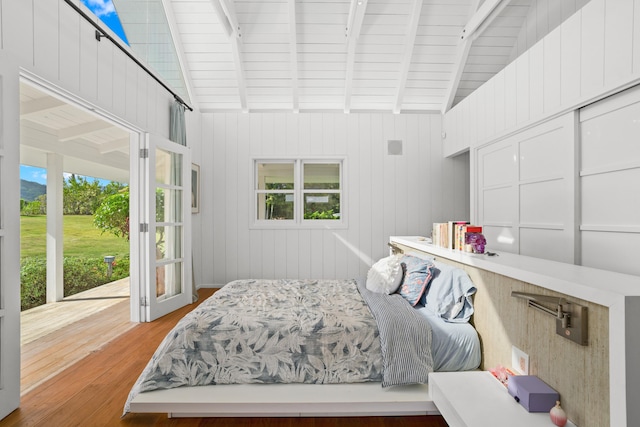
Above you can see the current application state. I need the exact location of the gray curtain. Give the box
[170,100,187,146]
[169,100,198,302]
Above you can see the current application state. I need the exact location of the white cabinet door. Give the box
[0,53,21,420]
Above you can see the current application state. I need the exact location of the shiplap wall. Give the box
[508,0,591,62]
[443,0,640,157]
[0,0,174,139]
[444,0,640,275]
[190,112,469,286]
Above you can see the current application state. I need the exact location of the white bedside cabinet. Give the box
[429,371,577,427]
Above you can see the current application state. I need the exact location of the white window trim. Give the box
[251,157,346,229]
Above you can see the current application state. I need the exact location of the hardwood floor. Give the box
[20,279,133,395]
[3,288,448,427]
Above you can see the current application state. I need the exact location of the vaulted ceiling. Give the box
[18,0,585,182]
[115,0,541,114]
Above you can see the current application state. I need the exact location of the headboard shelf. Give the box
[390,236,640,427]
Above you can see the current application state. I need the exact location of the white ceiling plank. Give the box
[57,120,113,142]
[343,0,368,113]
[289,0,299,113]
[161,0,199,110]
[20,97,66,117]
[393,0,424,114]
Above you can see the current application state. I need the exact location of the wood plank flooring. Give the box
[20,279,134,395]
[3,288,448,427]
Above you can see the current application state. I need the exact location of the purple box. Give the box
[507,375,559,412]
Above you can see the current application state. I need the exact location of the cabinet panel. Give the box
[582,231,640,275]
[520,228,573,264]
[483,187,515,224]
[519,127,566,180]
[482,145,516,187]
[520,179,566,225]
[483,225,517,252]
[581,169,640,226]
[581,101,640,171]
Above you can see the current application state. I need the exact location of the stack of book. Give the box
[432,221,483,251]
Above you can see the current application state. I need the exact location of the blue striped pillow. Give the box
[396,255,435,306]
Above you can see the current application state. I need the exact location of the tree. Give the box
[93,187,165,241]
[94,188,130,240]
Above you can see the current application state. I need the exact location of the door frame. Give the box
[0,51,22,421]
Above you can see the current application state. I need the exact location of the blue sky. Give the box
[20,1,126,187]
[82,0,129,44]
[20,165,112,186]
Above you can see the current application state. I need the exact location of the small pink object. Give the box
[550,401,567,427]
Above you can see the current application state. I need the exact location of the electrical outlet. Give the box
[512,345,529,375]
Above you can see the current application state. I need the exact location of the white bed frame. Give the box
[128,382,437,418]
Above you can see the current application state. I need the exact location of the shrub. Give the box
[20,256,130,311]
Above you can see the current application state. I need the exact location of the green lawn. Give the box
[20,215,130,259]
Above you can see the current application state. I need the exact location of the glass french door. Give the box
[0,53,21,420]
[140,133,192,321]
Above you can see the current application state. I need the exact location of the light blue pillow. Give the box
[396,255,435,306]
[421,261,476,323]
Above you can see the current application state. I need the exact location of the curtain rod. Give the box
[62,0,193,112]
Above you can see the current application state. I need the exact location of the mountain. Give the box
[21,179,46,201]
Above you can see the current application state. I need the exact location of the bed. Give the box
[124,254,481,418]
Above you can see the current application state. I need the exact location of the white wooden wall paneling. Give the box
[187,112,203,286]
[581,0,605,97]
[2,0,33,67]
[429,115,443,224]
[58,2,81,93]
[197,112,467,285]
[79,18,98,104]
[560,12,582,107]
[542,27,561,114]
[200,114,214,284]
[236,114,250,280]
[345,117,359,278]
[212,113,227,282]
[516,53,530,126]
[96,37,114,112]
[382,115,395,245]
[604,0,634,86]
[33,0,58,84]
[529,42,544,118]
[447,0,640,156]
[356,114,373,272]
[634,0,640,73]
[110,49,127,120]
[226,114,239,281]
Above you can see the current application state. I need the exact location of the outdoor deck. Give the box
[20,278,133,395]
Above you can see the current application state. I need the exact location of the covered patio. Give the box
[20,278,133,395]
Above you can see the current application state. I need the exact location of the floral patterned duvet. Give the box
[124,278,432,414]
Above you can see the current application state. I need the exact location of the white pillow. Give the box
[366,255,404,294]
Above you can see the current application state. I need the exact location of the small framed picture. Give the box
[191,163,200,214]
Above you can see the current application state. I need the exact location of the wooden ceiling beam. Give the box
[211,0,247,111]
[343,0,368,113]
[443,0,511,112]
[57,120,112,142]
[393,0,423,114]
[99,137,130,154]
